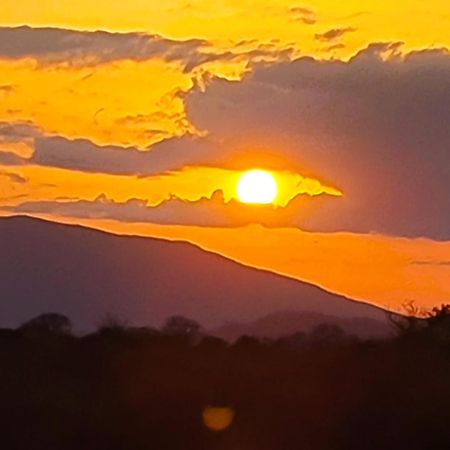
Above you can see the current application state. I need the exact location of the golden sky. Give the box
[1,0,450,312]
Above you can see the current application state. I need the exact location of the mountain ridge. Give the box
[210,310,392,341]
[1,215,389,329]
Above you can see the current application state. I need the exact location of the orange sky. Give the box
[1,1,449,313]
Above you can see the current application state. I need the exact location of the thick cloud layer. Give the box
[1,44,449,239]
[0,26,208,68]
[0,122,227,175]
[186,44,450,239]
[6,191,335,228]
[0,26,295,70]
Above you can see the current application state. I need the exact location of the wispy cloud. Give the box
[0,26,297,71]
[315,27,357,42]
[288,6,317,25]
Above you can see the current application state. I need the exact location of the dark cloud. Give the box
[315,27,357,42]
[0,121,40,139]
[410,260,450,267]
[5,194,236,227]
[0,121,230,175]
[0,151,24,165]
[0,26,208,69]
[0,121,39,165]
[5,190,336,228]
[288,6,317,25]
[0,84,15,94]
[322,43,346,52]
[2,45,450,240]
[186,44,450,239]
[0,26,297,71]
[30,135,227,176]
[0,171,27,184]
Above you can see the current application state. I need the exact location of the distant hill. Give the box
[210,310,392,341]
[0,216,388,330]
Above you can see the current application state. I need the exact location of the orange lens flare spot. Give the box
[202,406,235,432]
[236,169,278,204]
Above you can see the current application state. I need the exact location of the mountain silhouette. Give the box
[0,216,388,329]
[210,310,392,341]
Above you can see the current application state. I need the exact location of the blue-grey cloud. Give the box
[0,26,296,71]
[4,190,335,228]
[315,27,356,42]
[0,121,228,175]
[186,44,450,239]
[0,26,207,68]
[2,44,450,239]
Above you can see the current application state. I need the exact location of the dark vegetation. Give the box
[1,307,450,450]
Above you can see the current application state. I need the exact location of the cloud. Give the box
[0,26,208,69]
[0,84,15,94]
[0,120,234,176]
[0,26,297,71]
[0,129,227,176]
[185,44,450,239]
[288,6,317,25]
[0,121,41,139]
[0,121,40,160]
[2,45,450,239]
[5,190,337,228]
[410,260,450,267]
[0,170,27,184]
[315,27,357,42]
[0,151,23,165]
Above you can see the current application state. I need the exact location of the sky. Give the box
[1,1,450,312]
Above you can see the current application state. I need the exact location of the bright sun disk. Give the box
[237,169,278,204]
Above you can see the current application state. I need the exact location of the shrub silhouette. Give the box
[162,315,201,336]
[308,323,348,343]
[1,309,449,450]
[96,313,129,337]
[19,313,72,337]
[425,304,450,344]
[390,303,450,345]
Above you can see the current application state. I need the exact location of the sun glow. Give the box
[237,169,278,204]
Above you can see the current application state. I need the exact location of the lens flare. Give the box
[202,406,235,431]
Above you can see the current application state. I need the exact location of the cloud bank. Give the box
[185,44,450,239]
[1,44,450,239]
[0,26,296,71]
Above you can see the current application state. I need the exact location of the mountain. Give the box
[210,311,392,341]
[0,216,389,330]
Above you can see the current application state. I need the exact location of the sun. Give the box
[236,169,278,204]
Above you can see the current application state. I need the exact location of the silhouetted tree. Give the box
[276,331,307,348]
[389,303,450,345]
[388,301,426,336]
[198,335,228,351]
[1,308,450,450]
[162,315,201,336]
[425,304,450,344]
[308,323,347,343]
[0,328,18,339]
[96,313,129,336]
[233,335,261,349]
[19,313,72,336]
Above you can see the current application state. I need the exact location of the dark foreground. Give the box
[1,314,450,450]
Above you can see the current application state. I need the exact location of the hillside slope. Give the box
[0,216,388,329]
